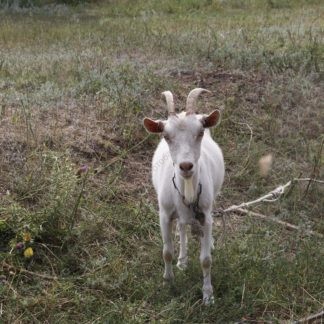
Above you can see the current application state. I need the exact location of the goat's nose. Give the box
[179,162,193,172]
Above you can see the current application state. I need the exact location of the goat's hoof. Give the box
[176,258,188,270]
[203,295,215,306]
[163,272,174,285]
[163,278,174,286]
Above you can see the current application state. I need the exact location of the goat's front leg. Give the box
[160,211,174,281]
[200,215,214,305]
[176,222,188,270]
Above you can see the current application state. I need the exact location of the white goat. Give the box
[143,88,224,305]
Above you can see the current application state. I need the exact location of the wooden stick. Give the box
[234,208,323,238]
[296,309,324,323]
[2,261,58,281]
[224,181,291,212]
[216,178,324,238]
[223,178,324,213]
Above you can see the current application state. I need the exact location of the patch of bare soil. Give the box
[170,68,266,100]
[0,94,156,201]
[1,69,322,209]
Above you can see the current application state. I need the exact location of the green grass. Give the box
[0,0,323,322]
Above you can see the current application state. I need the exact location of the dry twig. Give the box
[217,178,324,238]
[223,178,324,213]
[295,309,324,323]
[2,261,58,281]
[235,208,323,238]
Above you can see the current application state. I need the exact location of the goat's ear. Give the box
[143,118,164,133]
[201,110,220,128]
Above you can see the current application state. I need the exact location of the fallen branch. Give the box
[235,208,323,239]
[296,309,324,323]
[216,178,324,238]
[2,261,58,281]
[223,178,324,213]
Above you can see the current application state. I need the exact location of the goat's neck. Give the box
[174,167,200,204]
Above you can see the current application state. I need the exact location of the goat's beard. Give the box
[184,177,195,203]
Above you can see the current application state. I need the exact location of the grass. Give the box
[0,0,323,322]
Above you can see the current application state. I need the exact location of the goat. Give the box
[143,88,224,305]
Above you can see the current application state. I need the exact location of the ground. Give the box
[0,0,323,322]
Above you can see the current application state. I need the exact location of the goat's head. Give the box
[143,88,220,180]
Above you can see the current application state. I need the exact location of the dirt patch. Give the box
[1,68,322,209]
[170,68,266,96]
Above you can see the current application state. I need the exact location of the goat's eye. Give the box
[197,130,204,138]
[164,134,171,142]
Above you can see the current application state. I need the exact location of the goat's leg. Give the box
[200,216,214,305]
[176,223,188,270]
[160,212,174,281]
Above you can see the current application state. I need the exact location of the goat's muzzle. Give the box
[179,162,194,178]
[180,162,193,172]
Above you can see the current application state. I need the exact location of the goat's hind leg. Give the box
[160,210,174,281]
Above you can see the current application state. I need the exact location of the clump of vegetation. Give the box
[0,0,323,322]
[0,0,87,8]
[1,152,89,267]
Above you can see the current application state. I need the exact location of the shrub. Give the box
[0,152,87,253]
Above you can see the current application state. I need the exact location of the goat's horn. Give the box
[186,88,211,114]
[162,91,175,115]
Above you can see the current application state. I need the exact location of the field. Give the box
[0,0,323,322]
